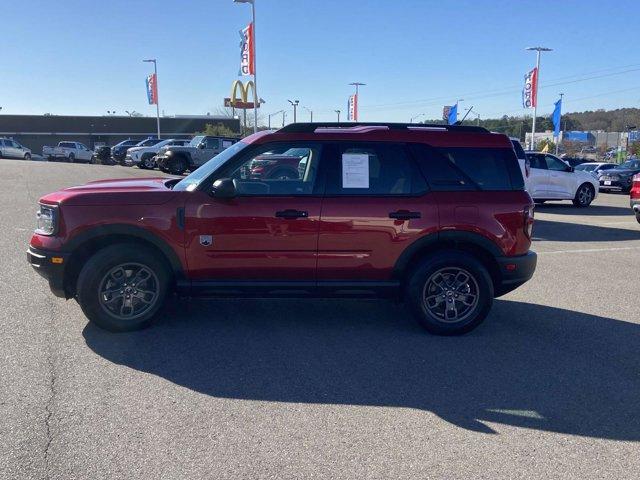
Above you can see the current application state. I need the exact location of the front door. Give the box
[317,142,438,282]
[527,154,550,198]
[184,141,325,281]
[544,154,574,198]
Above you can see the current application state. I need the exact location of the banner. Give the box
[522,67,538,109]
[552,98,562,137]
[347,94,358,121]
[447,103,458,125]
[146,73,158,105]
[239,22,255,76]
[442,106,451,121]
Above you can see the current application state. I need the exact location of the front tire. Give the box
[636,212,640,224]
[24,153,32,160]
[168,156,187,175]
[68,153,75,163]
[406,251,494,335]
[76,244,171,332]
[572,183,595,207]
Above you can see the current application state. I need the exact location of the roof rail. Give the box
[277,122,489,134]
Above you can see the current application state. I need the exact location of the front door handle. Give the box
[275,209,309,219]
[389,210,421,220]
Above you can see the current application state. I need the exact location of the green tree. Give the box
[196,123,238,137]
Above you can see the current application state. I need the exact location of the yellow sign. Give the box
[226,80,258,109]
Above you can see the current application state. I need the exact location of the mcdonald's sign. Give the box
[224,80,259,109]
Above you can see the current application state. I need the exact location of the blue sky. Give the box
[2,0,639,123]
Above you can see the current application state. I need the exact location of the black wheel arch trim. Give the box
[64,224,185,279]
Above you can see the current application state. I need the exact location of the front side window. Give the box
[189,136,205,147]
[545,155,569,171]
[227,143,321,196]
[326,143,418,195]
[205,137,220,149]
[528,154,547,170]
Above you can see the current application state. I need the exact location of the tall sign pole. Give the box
[235,0,258,133]
[525,46,552,150]
[349,82,365,121]
[143,59,161,138]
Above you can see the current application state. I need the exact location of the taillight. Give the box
[524,205,534,238]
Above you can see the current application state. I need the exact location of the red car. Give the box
[631,174,640,223]
[28,123,536,335]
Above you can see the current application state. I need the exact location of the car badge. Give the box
[199,235,213,246]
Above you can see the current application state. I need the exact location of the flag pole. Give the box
[154,60,161,138]
[526,46,552,150]
[251,1,258,133]
[555,92,564,155]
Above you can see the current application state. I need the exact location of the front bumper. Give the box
[600,178,633,192]
[27,246,69,298]
[494,251,537,297]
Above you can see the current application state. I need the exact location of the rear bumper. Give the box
[27,246,69,298]
[494,251,537,297]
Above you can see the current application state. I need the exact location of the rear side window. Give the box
[59,142,75,148]
[326,143,427,195]
[409,144,523,191]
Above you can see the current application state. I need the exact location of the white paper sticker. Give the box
[342,153,370,188]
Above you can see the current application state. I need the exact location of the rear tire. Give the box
[636,212,640,224]
[24,153,32,160]
[168,156,187,175]
[68,153,75,163]
[406,251,494,335]
[572,183,594,207]
[76,244,171,332]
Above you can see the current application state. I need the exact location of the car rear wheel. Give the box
[636,212,640,224]
[141,154,155,169]
[68,153,75,163]
[24,153,31,160]
[76,244,171,332]
[407,251,494,335]
[572,183,595,207]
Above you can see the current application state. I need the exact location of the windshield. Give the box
[173,141,249,191]
[575,164,597,172]
[137,139,160,147]
[189,136,205,147]
[618,160,640,169]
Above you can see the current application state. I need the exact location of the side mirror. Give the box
[211,178,237,198]
[198,143,205,149]
[568,166,575,172]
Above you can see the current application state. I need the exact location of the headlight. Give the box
[36,204,58,235]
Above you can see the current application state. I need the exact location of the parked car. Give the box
[155,135,238,175]
[524,151,599,206]
[510,138,530,180]
[42,141,93,163]
[599,159,640,193]
[574,162,618,177]
[0,138,32,160]
[560,156,590,168]
[248,147,312,179]
[110,139,144,164]
[27,122,536,335]
[631,174,640,223]
[125,138,191,169]
[91,146,113,165]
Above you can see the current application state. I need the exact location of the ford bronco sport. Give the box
[28,123,536,335]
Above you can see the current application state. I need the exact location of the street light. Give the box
[267,110,284,129]
[287,99,299,123]
[303,106,313,122]
[234,0,258,133]
[143,59,161,138]
[525,46,553,149]
[410,113,425,123]
[335,109,341,122]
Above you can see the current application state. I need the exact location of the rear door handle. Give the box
[389,210,421,220]
[275,209,309,219]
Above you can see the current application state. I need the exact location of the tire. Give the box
[24,153,31,160]
[406,251,494,335]
[138,154,153,169]
[76,244,171,332]
[636,212,640,224]
[572,183,595,207]
[68,153,75,163]
[168,156,187,175]
[143,155,156,169]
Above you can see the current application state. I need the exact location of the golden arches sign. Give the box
[225,80,259,109]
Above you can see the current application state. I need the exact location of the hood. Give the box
[162,145,196,154]
[127,147,145,153]
[606,168,639,176]
[39,177,181,206]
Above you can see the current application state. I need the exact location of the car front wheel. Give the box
[572,183,595,207]
[407,251,494,335]
[76,244,170,332]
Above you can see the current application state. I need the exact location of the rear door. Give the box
[526,154,550,198]
[544,154,574,198]
[317,142,438,283]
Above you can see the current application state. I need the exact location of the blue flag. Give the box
[448,103,458,125]
[552,98,562,137]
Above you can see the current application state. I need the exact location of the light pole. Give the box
[349,82,365,120]
[267,110,283,129]
[282,111,286,127]
[288,99,299,123]
[335,109,341,122]
[303,106,313,122]
[410,113,425,123]
[234,0,258,133]
[143,59,161,138]
[525,46,552,150]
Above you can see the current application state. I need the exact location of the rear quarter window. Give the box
[409,144,524,191]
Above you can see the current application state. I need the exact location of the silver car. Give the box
[0,138,32,160]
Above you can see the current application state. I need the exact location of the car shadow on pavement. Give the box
[535,203,631,217]
[533,218,640,242]
[83,298,640,441]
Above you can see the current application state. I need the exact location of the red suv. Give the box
[28,123,536,335]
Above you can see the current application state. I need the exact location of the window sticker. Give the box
[342,153,370,188]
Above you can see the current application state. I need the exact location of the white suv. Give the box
[125,138,191,169]
[525,151,599,207]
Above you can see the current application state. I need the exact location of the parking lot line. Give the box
[538,245,640,255]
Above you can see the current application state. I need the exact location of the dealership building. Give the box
[0,114,241,153]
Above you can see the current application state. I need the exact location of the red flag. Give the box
[522,67,538,109]
[240,22,255,76]
[146,73,158,105]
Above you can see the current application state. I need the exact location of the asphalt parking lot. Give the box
[1,159,639,479]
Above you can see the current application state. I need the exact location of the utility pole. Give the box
[282,110,286,127]
[143,59,161,138]
[525,46,552,150]
[335,109,341,122]
[287,99,299,123]
[410,113,425,123]
[267,110,283,129]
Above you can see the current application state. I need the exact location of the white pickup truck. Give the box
[42,141,93,163]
